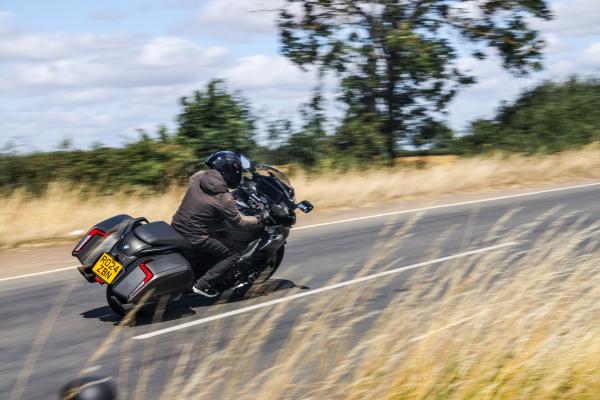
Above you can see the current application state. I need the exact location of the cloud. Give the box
[0,31,143,61]
[221,54,309,94]
[0,31,229,92]
[174,0,283,41]
[582,42,600,69]
[137,37,227,67]
[533,0,600,37]
[90,10,129,21]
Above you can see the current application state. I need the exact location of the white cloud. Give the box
[0,31,229,92]
[0,31,143,61]
[582,42,600,68]
[137,37,227,67]
[543,33,570,54]
[0,10,13,20]
[222,54,309,94]
[175,0,283,40]
[534,0,600,37]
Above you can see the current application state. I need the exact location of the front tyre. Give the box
[106,286,127,316]
[255,246,285,284]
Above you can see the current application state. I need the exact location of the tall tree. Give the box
[177,79,256,159]
[278,0,551,159]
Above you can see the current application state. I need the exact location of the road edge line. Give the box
[0,265,79,283]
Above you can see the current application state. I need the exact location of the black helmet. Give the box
[205,150,243,188]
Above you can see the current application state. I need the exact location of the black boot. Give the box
[192,278,220,298]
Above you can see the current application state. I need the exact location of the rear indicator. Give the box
[72,228,107,255]
[139,260,154,284]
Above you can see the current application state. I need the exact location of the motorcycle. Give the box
[72,155,313,316]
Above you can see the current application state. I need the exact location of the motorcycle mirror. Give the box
[239,154,253,170]
[296,200,314,214]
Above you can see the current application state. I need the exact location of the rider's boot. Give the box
[192,278,220,298]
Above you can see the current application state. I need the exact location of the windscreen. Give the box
[255,164,292,188]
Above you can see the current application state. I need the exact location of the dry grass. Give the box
[71,207,600,399]
[2,145,600,247]
[295,144,600,209]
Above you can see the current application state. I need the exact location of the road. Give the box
[1,182,599,399]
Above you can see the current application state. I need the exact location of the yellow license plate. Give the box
[92,253,123,284]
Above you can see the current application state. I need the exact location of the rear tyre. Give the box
[106,286,127,316]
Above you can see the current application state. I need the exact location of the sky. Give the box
[0,0,599,152]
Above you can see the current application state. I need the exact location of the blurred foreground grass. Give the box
[1,145,600,248]
[57,207,600,399]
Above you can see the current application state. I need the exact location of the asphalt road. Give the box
[1,182,599,399]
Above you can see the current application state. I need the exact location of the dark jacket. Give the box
[171,169,259,246]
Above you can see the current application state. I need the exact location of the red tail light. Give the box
[72,227,107,255]
[139,261,154,284]
[129,259,155,300]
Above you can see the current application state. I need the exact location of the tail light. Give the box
[72,227,107,255]
[139,261,154,284]
[129,260,154,299]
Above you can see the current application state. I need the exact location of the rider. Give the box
[171,151,262,297]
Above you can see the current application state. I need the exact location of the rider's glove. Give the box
[258,208,270,225]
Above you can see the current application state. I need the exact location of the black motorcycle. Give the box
[72,156,313,316]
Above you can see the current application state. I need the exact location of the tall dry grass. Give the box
[2,145,600,247]
[60,207,600,399]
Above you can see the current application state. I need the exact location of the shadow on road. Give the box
[80,278,309,326]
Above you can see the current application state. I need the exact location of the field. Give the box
[1,145,600,248]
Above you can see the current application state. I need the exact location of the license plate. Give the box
[92,253,123,284]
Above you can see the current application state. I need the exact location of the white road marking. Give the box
[1,181,597,284]
[0,265,79,283]
[133,241,517,340]
[293,181,600,231]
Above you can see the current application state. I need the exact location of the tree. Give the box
[278,0,551,160]
[176,79,256,160]
[460,77,600,154]
[283,87,329,166]
[411,118,454,150]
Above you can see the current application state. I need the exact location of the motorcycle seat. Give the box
[134,221,193,252]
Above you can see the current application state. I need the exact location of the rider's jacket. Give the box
[171,169,259,246]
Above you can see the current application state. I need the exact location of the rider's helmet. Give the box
[205,150,243,188]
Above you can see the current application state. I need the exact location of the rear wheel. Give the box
[106,286,127,316]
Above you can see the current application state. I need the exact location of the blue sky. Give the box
[0,0,599,152]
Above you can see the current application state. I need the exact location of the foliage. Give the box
[0,136,193,196]
[177,79,256,159]
[278,0,551,159]
[457,77,600,153]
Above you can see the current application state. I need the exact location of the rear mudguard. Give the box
[111,253,194,303]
